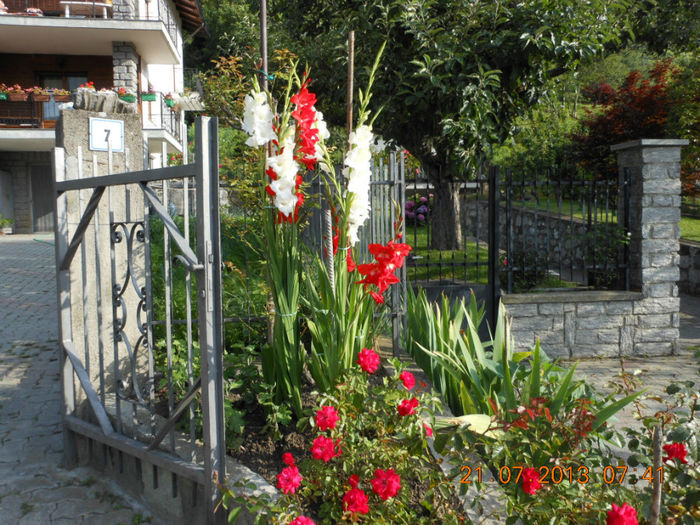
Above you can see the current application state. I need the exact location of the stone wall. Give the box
[462,200,616,273]
[503,140,686,357]
[111,0,136,19]
[112,42,139,93]
[503,291,679,358]
[679,240,700,295]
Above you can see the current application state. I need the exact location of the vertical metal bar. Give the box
[93,154,106,407]
[195,117,226,523]
[506,169,513,293]
[78,147,91,378]
[162,176,175,453]
[184,174,196,458]
[623,168,631,291]
[143,198,156,438]
[53,147,77,467]
[488,167,500,329]
[557,168,563,282]
[108,144,123,435]
[545,170,551,275]
[399,150,407,343]
[389,152,399,356]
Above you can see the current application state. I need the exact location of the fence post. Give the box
[487,166,501,329]
[612,139,687,355]
[195,116,226,523]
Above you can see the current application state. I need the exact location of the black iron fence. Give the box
[404,165,632,295]
[499,168,631,293]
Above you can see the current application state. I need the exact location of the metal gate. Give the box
[53,116,225,523]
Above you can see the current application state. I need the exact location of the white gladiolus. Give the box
[242,90,276,147]
[313,109,331,161]
[267,137,299,217]
[344,124,373,245]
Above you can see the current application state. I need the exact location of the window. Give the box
[41,75,87,120]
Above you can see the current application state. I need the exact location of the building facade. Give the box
[0,0,203,233]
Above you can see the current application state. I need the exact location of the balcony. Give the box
[0,0,183,64]
[142,92,182,150]
[0,91,183,152]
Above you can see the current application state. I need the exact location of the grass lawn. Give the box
[681,216,700,242]
[404,224,490,283]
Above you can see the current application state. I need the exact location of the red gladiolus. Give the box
[398,397,419,416]
[521,467,542,495]
[399,371,415,390]
[357,348,380,373]
[606,503,638,525]
[289,516,315,525]
[311,435,339,462]
[276,464,302,494]
[315,405,340,432]
[662,442,688,464]
[356,240,412,302]
[282,452,295,466]
[342,476,369,515]
[370,468,401,500]
[347,252,356,272]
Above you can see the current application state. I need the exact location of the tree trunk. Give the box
[426,164,462,251]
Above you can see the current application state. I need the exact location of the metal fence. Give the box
[53,117,225,523]
[500,167,631,293]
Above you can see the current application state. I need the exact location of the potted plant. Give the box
[7,84,28,102]
[0,214,14,235]
[117,87,136,103]
[141,84,157,102]
[0,84,8,101]
[52,88,72,102]
[164,92,175,108]
[28,86,51,102]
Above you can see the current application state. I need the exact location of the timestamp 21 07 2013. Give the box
[459,465,664,485]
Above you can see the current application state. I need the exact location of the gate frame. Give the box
[52,116,225,523]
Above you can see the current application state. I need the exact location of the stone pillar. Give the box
[111,0,136,19]
[612,139,688,354]
[112,42,139,93]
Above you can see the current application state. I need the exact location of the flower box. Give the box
[165,98,175,108]
[0,93,7,101]
[53,94,72,102]
[32,93,51,102]
[8,92,28,102]
[118,94,136,103]
[141,93,157,101]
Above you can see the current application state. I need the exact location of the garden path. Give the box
[0,235,161,524]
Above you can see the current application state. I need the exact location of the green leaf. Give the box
[227,507,242,523]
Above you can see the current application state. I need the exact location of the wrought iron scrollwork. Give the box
[110,221,152,405]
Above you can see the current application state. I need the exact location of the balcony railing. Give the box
[143,93,181,142]
[2,1,181,48]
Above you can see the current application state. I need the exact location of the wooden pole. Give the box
[260,0,269,91]
[346,30,355,149]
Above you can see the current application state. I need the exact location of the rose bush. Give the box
[220,355,466,524]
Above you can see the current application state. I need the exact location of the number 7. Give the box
[104,129,111,143]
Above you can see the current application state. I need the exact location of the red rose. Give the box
[289,517,315,525]
[521,467,542,495]
[370,468,401,500]
[662,442,688,464]
[423,422,433,437]
[398,397,419,416]
[315,405,340,432]
[606,503,638,525]
[342,487,369,515]
[276,464,302,494]
[311,435,340,462]
[282,452,295,466]
[399,371,415,390]
[357,348,380,373]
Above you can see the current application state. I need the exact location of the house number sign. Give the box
[89,117,125,152]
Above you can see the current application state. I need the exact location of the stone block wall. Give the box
[679,240,700,295]
[111,0,136,19]
[503,291,679,358]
